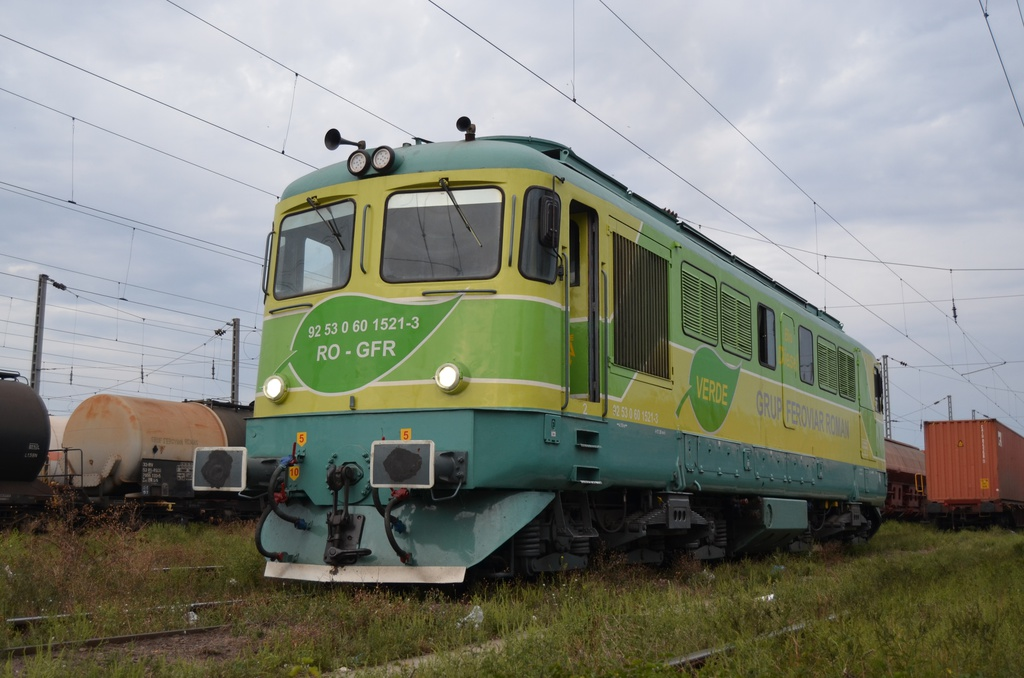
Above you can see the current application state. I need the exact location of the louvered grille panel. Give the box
[681,270,702,332]
[721,284,752,360]
[838,349,856,400]
[817,339,838,393]
[613,234,669,379]
[721,293,737,346]
[700,281,718,340]
[681,262,718,344]
[736,304,753,357]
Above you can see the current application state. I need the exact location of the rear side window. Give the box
[798,326,814,385]
[758,304,776,369]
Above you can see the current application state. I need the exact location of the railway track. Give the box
[2,624,231,659]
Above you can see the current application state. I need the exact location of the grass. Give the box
[2,508,1022,677]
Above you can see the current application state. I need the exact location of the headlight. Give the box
[371,146,396,172]
[434,363,467,394]
[347,150,370,176]
[262,375,288,402]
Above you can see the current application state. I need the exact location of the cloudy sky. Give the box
[1,1,1022,448]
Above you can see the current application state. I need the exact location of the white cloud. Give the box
[1,0,1022,443]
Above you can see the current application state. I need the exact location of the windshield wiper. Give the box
[438,178,482,247]
[306,196,346,251]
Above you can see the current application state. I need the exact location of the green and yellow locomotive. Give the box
[250,118,886,584]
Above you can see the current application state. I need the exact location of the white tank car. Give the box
[61,394,246,497]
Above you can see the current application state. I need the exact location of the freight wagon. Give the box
[925,419,1024,528]
[0,370,53,511]
[52,394,251,504]
[883,438,925,520]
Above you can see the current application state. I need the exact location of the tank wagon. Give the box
[53,394,253,515]
[0,370,53,509]
[883,438,926,520]
[925,419,1024,528]
[249,119,887,584]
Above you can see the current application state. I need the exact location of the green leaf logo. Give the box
[277,295,460,394]
[675,346,741,432]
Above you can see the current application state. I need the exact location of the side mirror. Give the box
[537,195,560,248]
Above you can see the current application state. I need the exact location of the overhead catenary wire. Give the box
[0,183,263,265]
[0,86,280,199]
[425,0,1024,428]
[978,0,1024,132]
[0,32,318,171]
[1,3,1021,432]
[162,0,414,139]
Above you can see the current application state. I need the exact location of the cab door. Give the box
[567,201,601,404]
[780,313,797,430]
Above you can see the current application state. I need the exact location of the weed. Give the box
[2,520,1022,675]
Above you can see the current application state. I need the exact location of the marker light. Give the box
[262,375,288,403]
[347,150,370,176]
[434,363,467,394]
[371,146,396,172]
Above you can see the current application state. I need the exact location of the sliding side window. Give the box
[798,326,814,385]
[757,304,776,369]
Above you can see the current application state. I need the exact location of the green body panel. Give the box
[262,295,564,397]
[249,407,885,509]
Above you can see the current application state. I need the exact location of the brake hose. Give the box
[268,459,309,530]
[254,505,286,562]
[384,489,413,564]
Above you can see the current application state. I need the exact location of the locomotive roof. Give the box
[284,135,843,331]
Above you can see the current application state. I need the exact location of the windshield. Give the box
[274,200,355,299]
[381,187,502,282]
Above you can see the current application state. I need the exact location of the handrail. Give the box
[562,252,570,411]
[268,303,313,315]
[359,204,370,274]
[507,194,517,268]
[421,289,496,296]
[601,267,609,418]
[261,231,273,295]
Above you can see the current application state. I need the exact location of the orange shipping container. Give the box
[924,419,1024,507]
